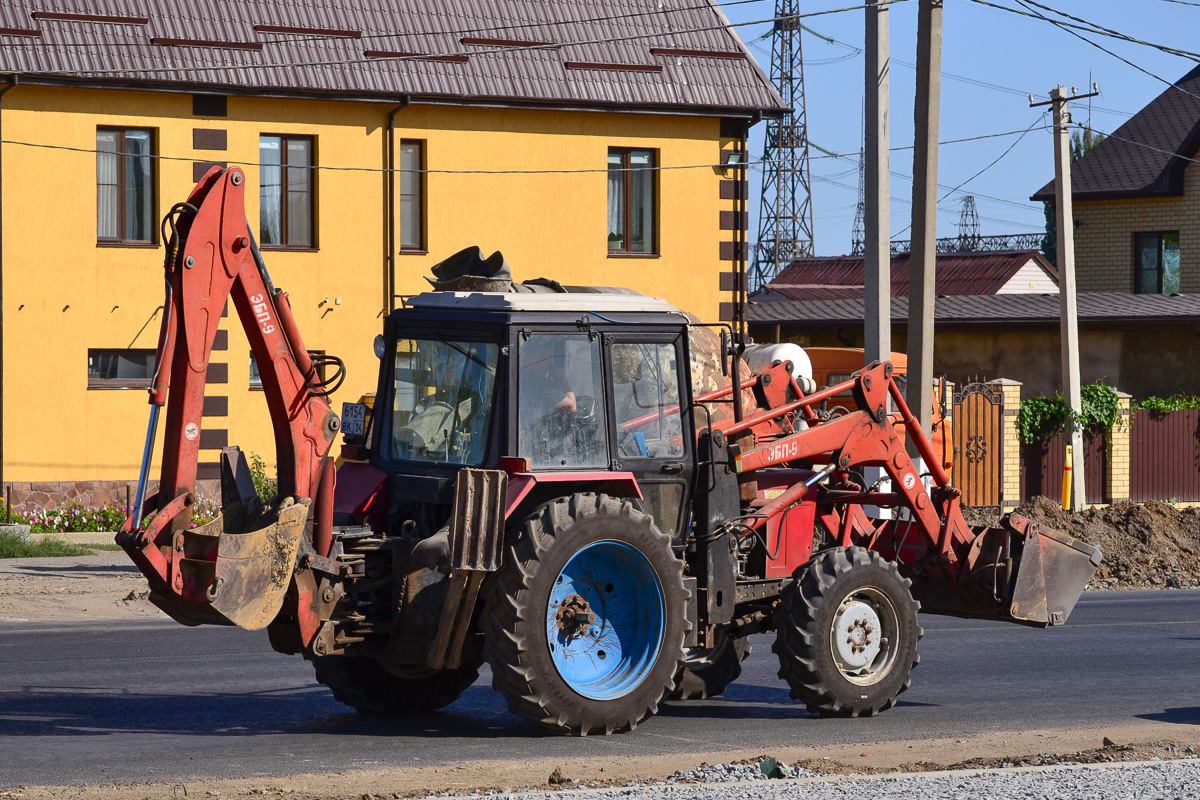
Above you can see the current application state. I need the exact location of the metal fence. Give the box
[1129,409,1200,502]
[1021,432,1106,505]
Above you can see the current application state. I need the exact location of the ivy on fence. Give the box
[1018,382,1121,445]
[1133,395,1200,413]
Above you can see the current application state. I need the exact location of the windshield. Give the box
[386,336,499,466]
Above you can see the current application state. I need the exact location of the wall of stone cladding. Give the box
[1072,160,1200,293]
[8,479,221,512]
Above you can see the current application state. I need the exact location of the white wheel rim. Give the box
[830,587,899,686]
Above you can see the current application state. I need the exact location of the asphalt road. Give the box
[2,590,1199,787]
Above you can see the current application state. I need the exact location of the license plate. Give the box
[341,402,367,437]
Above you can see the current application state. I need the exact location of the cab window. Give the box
[518,333,608,469]
[611,342,684,459]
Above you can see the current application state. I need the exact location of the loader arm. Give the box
[118,166,341,631]
[714,360,1100,627]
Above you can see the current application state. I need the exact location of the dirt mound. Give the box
[967,496,1200,590]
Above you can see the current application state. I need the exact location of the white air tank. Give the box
[742,342,816,395]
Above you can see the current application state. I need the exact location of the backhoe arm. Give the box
[118,166,341,632]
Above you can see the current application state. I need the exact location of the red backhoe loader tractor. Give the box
[120,167,1101,735]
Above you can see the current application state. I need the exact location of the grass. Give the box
[0,531,96,558]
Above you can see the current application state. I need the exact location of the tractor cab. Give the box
[362,290,697,542]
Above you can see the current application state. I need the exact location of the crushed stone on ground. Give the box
[414,759,1200,800]
[962,496,1200,590]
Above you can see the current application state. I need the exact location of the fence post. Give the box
[991,379,1023,512]
[1105,391,1131,504]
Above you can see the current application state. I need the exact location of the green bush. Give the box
[1134,394,1200,412]
[248,453,278,500]
[1018,382,1122,444]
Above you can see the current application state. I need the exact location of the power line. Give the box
[20,1,905,80]
[970,0,1200,102]
[891,114,1046,238]
[790,21,1132,117]
[0,119,1043,177]
[1082,121,1200,166]
[810,131,1053,211]
[1017,0,1200,63]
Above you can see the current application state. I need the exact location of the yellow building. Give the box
[0,1,782,507]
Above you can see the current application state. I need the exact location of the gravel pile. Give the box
[427,760,1200,800]
[665,760,814,783]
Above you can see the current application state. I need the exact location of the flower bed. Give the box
[5,495,221,534]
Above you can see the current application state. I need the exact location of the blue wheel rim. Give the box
[545,540,666,701]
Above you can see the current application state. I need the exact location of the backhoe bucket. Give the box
[152,496,310,630]
[1006,514,1101,626]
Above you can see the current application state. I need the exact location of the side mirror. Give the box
[719,329,730,377]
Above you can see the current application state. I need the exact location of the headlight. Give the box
[373,334,386,359]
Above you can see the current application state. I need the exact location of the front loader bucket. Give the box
[1006,514,1102,626]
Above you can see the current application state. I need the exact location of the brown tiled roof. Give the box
[762,249,1057,301]
[747,292,1200,330]
[0,0,784,115]
[1031,65,1200,201]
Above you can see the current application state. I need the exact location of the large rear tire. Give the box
[772,546,921,717]
[485,493,688,735]
[312,656,479,715]
[669,630,751,700]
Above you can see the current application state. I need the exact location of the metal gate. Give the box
[952,382,1004,510]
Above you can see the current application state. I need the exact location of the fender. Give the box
[504,471,643,521]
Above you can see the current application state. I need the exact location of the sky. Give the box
[720,0,1198,257]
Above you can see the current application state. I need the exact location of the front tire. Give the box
[772,547,921,717]
[312,656,479,715]
[485,493,688,735]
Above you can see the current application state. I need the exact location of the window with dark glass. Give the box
[97,128,154,244]
[1135,232,1181,294]
[607,148,656,254]
[399,140,425,250]
[518,333,608,469]
[88,349,155,389]
[260,135,315,248]
[251,351,325,390]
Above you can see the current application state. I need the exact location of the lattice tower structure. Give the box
[957,195,981,251]
[752,0,814,290]
[850,114,866,256]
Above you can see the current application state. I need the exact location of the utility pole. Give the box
[1032,84,1098,511]
[864,0,890,365]
[907,0,942,447]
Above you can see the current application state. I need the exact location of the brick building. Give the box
[1032,65,1200,294]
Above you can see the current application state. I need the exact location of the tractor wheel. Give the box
[669,630,751,700]
[484,493,688,735]
[772,546,921,717]
[312,656,479,715]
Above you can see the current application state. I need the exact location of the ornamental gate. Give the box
[951,382,1004,510]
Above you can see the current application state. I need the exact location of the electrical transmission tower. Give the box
[850,107,866,256]
[752,0,814,290]
[957,195,981,251]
